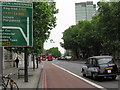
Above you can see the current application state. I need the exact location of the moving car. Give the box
[81,56,118,80]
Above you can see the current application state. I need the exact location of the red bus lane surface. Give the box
[42,62,102,89]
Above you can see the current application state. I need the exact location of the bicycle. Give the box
[1,73,19,90]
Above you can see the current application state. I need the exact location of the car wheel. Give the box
[92,73,98,80]
[82,69,86,77]
[83,74,86,77]
[111,75,117,80]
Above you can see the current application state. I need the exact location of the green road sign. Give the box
[0,2,33,47]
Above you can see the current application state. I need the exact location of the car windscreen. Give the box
[98,58,113,64]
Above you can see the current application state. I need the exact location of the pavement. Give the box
[3,61,43,89]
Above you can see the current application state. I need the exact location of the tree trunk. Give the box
[36,56,38,68]
[75,49,79,59]
[33,55,35,70]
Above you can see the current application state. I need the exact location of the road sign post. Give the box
[24,47,28,82]
[0,1,33,83]
[0,47,3,86]
[0,1,3,85]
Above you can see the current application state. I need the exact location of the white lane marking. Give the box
[52,63,107,90]
[41,64,43,69]
[41,61,44,69]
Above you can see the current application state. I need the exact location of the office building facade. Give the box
[100,0,120,2]
[75,1,96,24]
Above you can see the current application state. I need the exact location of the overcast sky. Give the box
[44,0,99,54]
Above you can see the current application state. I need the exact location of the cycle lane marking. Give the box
[42,62,47,89]
[43,62,95,88]
[52,63,107,90]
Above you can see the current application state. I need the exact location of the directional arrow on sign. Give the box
[2,17,30,46]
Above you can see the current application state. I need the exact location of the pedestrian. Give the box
[15,56,19,68]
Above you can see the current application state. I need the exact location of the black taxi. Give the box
[81,56,118,80]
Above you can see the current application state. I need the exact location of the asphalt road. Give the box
[38,60,120,90]
[53,60,120,89]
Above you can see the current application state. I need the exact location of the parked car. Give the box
[58,56,65,60]
[65,56,72,60]
[81,56,118,80]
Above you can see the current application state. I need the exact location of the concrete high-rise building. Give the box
[75,1,96,24]
[110,0,120,1]
[100,0,120,2]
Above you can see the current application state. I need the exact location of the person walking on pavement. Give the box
[15,56,19,68]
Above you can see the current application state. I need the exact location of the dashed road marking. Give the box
[52,63,107,90]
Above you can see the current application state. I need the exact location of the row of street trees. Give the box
[46,47,61,58]
[62,2,120,59]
